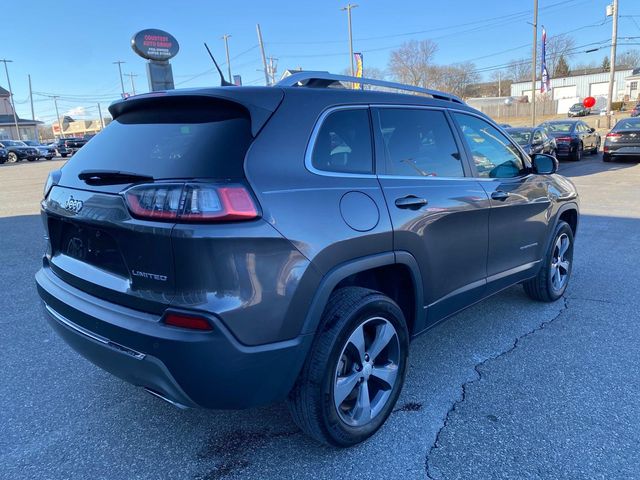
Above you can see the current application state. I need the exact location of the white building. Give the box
[510,68,639,114]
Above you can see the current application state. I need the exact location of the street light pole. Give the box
[113,61,126,97]
[52,95,62,139]
[125,73,138,95]
[606,0,619,127]
[222,34,232,81]
[341,3,358,77]
[530,0,538,127]
[0,59,20,139]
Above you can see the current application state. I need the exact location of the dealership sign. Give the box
[131,29,179,61]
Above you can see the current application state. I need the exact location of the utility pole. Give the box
[0,59,20,139]
[124,73,138,95]
[530,0,538,127]
[97,103,105,130]
[52,95,62,139]
[606,0,619,128]
[498,71,502,97]
[221,34,232,81]
[256,24,270,86]
[341,3,359,77]
[28,74,37,140]
[267,56,279,85]
[113,61,126,97]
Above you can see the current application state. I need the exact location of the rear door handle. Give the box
[491,191,510,201]
[395,195,428,209]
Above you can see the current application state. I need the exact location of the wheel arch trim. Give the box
[300,251,425,338]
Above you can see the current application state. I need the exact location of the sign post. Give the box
[131,29,179,92]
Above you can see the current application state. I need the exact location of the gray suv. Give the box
[36,72,579,446]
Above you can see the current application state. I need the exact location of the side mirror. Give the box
[589,127,596,133]
[532,153,558,175]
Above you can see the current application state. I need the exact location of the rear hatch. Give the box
[42,89,283,313]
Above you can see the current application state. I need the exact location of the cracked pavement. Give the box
[1,153,639,479]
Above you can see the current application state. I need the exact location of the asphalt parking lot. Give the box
[1,153,639,480]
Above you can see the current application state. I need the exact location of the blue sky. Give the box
[2,0,639,122]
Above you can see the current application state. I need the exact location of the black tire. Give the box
[7,151,18,163]
[523,220,574,302]
[603,153,612,162]
[287,287,409,447]
[61,153,68,158]
[570,142,583,161]
[27,157,37,162]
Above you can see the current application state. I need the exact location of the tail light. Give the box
[606,133,621,139]
[556,136,572,142]
[123,183,259,222]
[163,312,212,331]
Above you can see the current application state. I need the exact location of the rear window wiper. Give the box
[78,169,154,185]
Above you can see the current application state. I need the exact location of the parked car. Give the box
[629,104,640,117]
[538,120,600,161]
[36,72,579,447]
[603,116,640,162]
[0,140,38,163]
[52,139,70,157]
[23,140,55,160]
[567,103,590,117]
[62,137,88,153]
[506,127,556,157]
[0,146,7,164]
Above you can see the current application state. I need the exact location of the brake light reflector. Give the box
[164,312,213,331]
[556,136,572,142]
[123,183,259,223]
[606,133,621,138]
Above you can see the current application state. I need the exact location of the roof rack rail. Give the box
[276,71,464,104]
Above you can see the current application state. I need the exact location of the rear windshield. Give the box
[615,118,640,130]
[546,122,574,133]
[508,131,531,145]
[62,100,252,180]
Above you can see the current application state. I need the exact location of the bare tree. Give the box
[429,62,480,98]
[505,59,532,82]
[617,49,640,69]
[388,39,438,87]
[543,34,576,76]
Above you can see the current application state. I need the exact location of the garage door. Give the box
[553,85,577,100]
[590,82,611,96]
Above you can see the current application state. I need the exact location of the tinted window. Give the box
[532,130,543,142]
[509,130,532,146]
[377,108,463,177]
[454,113,525,178]
[615,118,640,130]
[61,100,252,180]
[547,122,574,133]
[311,109,373,174]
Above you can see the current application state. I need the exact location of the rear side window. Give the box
[377,108,464,177]
[311,108,373,174]
[62,99,252,180]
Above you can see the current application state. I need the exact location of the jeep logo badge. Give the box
[63,195,84,214]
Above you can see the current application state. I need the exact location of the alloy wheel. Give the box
[7,152,17,163]
[550,233,571,291]
[333,317,400,427]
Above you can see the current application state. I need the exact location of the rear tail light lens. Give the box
[123,183,259,222]
[163,312,213,331]
[606,133,621,138]
[556,136,572,142]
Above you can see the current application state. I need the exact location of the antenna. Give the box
[204,42,234,86]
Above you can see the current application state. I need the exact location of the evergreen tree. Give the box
[602,56,610,71]
[555,55,570,77]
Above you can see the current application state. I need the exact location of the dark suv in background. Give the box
[36,72,579,446]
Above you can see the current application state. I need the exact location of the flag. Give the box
[354,52,363,90]
[540,27,551,94]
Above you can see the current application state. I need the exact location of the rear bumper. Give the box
[603,144,640,156]
[36,265,313,409]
